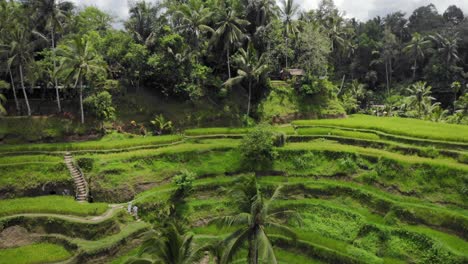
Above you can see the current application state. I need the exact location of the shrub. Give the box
[337,156,358,174]
[420,146,439,158]
[239,124,277,171]
[457,153,468,164]
[172,169,196,198]
[77,157,94,172]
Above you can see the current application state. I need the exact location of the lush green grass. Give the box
[185,126,296,136]
[282,140,468,171]
[297,127,380,140]
[293,114,468,143]
[72,221,150,254]
[0,163,69,193]
[0,116,90,144]
[0,196,108,217]
[0,243,72,264]
[0,132,183,153]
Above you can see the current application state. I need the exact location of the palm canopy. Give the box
[279,0,300,37]
[127,223,206,264]
[224,42,269,116]
[403,33,430,79]
[173,0,214,43]
[57,36,106,87]
[406,81,435,118]
[215,178,298,264]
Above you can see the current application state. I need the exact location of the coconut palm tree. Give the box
[0,80,8,115]
[406,82,435,119]
[403,33,430,80]
[5,25,38,116]
[126,224,206,264]
[429,33,460,79]
[57,36,106,124]
[173,0,213,48]
[213,8,250,79]
[125,1,161,47]
[0,2,20,114]
[216,178,297,264]
[279,0,299,68]
[31,0,72,112]
[224,42,269,117]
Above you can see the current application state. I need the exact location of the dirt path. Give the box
[2,204,124,223]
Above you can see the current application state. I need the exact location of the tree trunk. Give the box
[385,61,390,95]
[19,64,31,116]
[51,27,61,112]
[8,69,20,114]
[338,74,346,95]
[80,77,84,124]
[412,59,417,80]
[227,48,231,79]
[248,231,258,264]
[247,79,252,117]
[285,37,289,68]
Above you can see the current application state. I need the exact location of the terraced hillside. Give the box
[0,115,467,263]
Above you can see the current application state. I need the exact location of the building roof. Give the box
[281,69,305,76]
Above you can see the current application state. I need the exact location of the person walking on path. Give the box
[127,202,132,213]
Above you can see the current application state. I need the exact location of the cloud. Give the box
[69,0,468,26]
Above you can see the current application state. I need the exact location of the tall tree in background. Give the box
[443,5,464,26]
[403,33,430,80]
[125,1,161,47]
[5,26,39,116]
[279,0,299,68]
[430,33,461,79]
[58,36,107,123]
[31,0,72,112]
[213,8,249,79]
[173,0,213,49]
[224,42,269,117]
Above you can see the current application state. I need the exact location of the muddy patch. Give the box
[0,226,38,249]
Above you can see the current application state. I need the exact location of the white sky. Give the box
[69,0,468,25]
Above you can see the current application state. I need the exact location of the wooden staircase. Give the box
[64,152,88,202]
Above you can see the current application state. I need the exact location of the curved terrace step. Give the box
[64,153,89,202]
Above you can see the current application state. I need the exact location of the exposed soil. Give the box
[0,226,38,249]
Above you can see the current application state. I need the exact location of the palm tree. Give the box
[0,80,8,115]
[173,0,213,48]
[6,26,37,116]
[125,1,161,47]
[403,33,430,80]
[32,0,72,113]
[213,8,250,79]
[0,1,20,113]
[429,33,460,78]
[247,0,278,28]
[279,0,300,68]
[224,43,269,117]
[127,224,205,264]
[406,82,435,119]
[216,180,297,264]
[58,36,106,124]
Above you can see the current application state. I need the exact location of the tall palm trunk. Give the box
[227,47,231,79]
[8,69,20,114]
[412,59,417,80]
[51,26,61,112]
[247,79,252,117]
[79,77,84,124]
[19,64,31,116]
[285,37,289,68]
[385,61,390,95]
[248,230,258,264]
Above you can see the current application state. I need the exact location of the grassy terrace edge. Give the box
[292,114,468,144]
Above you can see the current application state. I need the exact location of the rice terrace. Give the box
[0,0,467,263]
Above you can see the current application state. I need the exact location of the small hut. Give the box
[280,69,306,80]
